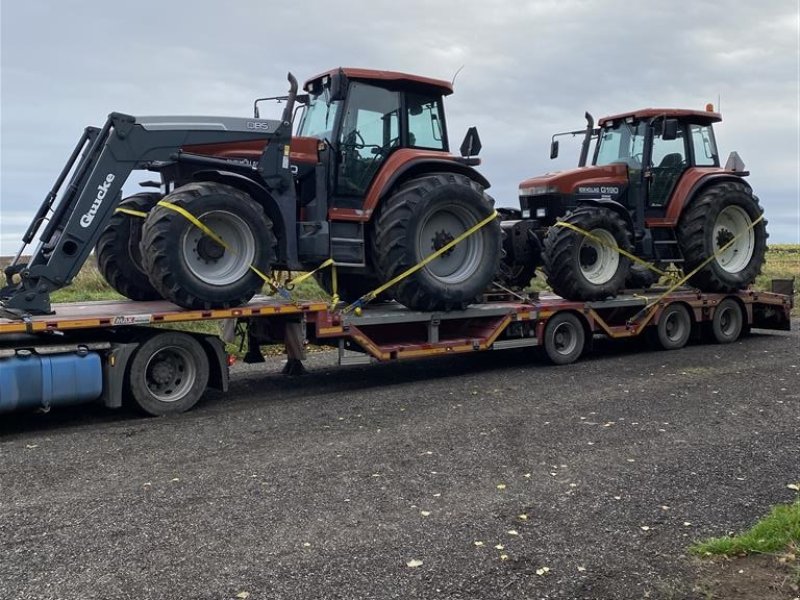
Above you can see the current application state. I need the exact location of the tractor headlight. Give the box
[521,209,531,218]
[519,184,556,196]
[536,208,547,218]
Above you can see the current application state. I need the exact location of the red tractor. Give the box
[502,106,768,300]
[2,69,500,314]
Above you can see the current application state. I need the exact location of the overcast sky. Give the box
[1,0,798,255]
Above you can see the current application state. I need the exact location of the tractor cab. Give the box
[295,68,455,209]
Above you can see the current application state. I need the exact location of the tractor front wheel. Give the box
[543,207,632,300]
[140,182,276,309]
[677,182,767,292]
[373,173,501,311]
[95,192,162,301]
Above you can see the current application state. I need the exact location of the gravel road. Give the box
[1,327,798,599]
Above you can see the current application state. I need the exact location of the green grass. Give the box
[690,497,800,556]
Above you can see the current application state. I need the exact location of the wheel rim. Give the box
[713,205,754,273]
[717,306,739,337]
[552,321,578,355]
[181,210,256,286]
[144,346,197,402]
[579,229,620,284]
[663,309,687,342]
[417,203,484,284]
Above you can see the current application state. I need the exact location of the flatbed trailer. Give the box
[0,286,792,416]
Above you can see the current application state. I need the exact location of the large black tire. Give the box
[372,173,501,311]
[127,331,209,416]
[625,263,662,290]
[543,207,633,301]
[140,182,276,309]
[677,182,767,292]
[95,192,162,301]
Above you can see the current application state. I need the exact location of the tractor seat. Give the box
[658,152,684,168]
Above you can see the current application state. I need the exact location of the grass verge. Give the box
[690,497,800,556]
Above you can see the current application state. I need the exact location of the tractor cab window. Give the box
[296,94,340,142]
[336,82,401,197]
[594,121,647,168]
[690,124,718,166]
[648,122,688,207]
[407,93,446,150]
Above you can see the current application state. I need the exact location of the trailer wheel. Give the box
[95,193,162,301]
[655,303,692,350]
[141,182,276,309]
[542,312,586,365]
[128,332,209,415]
[711,298,743,344]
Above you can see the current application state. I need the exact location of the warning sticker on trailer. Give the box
[112,314,152,326]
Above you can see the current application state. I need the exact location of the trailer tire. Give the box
[655,303,692,350]
[711,298,743,344]
[373,173,501,311]
[128,332,209,415]
[542,312,586,365]
[96,193,162,301]
[543,207,632,301]
[141,182,276,309]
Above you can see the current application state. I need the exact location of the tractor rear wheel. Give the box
[95,192,162,301]
[543,207,632,300]
[677,182,767,292]
[140,182,276,309]
[373,173,501,311]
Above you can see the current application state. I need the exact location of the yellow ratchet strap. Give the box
[553,219,676,281]
[115,207,149,218]
[343,209,499,313]
[157,200,287,297]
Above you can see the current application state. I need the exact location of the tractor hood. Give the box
[519,163,628,196]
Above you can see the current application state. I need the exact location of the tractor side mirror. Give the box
[460,126,482,157]
[328,71,348,103]
[550,139,560,160]
[662,119,679,141]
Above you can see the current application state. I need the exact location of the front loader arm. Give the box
[1,112,285,314]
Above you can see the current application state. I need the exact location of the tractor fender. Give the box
[191,169,287,258]
[337,150,491,222]
[653,170,752,226]
[575,197,633,232]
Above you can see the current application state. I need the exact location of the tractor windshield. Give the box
[594,121,647,168]
[297,94,340,141]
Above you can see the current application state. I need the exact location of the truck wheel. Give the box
[655,303,692,350]
[711,298,743,343]
[677,182,767,292]
[542,312,586,365]
[373,173,501,311]
[95,193,162,301]
[141,182,276,309]
[128,332,209,415]
[543,207,632,300]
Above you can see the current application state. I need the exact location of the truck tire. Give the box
[543,207,632,300]
[127,331,209,415]
[654,303,692,350]
[373,173,501,311]
[140,182,276,309]
[542,312,586,365]
[711,297,743,343]
[677,182,767,292]
[95,193,162,301]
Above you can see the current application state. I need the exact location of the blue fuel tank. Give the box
[0,350,103,413]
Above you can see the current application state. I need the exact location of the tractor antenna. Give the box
[718,93,721,113]
[451,65,465,87]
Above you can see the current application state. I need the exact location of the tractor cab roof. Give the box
[304,67,454,96]
[598,108,722,127]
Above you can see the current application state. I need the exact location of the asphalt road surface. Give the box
[1,327,798,599]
